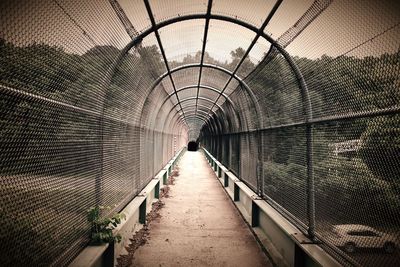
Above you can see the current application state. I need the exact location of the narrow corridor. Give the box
[132,151,271,267]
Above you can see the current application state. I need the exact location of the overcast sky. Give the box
[1,0,399,61]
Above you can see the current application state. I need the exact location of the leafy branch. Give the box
[87,206,126,244]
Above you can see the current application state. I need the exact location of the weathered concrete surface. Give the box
[131,151,272,267]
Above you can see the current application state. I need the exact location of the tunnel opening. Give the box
[187,141,198,151]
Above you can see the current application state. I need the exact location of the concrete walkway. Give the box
[132,151,272,267]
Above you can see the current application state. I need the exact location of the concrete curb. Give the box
[202,148,341,267]
[69,148,185,267]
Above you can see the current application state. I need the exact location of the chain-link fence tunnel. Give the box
[0,0,399,266]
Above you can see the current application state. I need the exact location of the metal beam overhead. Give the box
[143,0,189,127]
[195,0,213,116]
[205,0,283,119]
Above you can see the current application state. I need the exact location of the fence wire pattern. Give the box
[0,0,399,266]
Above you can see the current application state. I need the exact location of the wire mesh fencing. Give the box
[201,1,400,266]
[0,0,187,266]
[0,0,399,266]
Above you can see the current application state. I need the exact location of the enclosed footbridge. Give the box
[0,0,399,266]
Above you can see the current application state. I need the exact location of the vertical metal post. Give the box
[234,184,240,202]
[306,124,315,239]
[194,0,213,116]
[257,130,264,197]
[139,200,147,224]
[271,40,315,241]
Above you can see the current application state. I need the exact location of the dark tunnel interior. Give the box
[187,141,199,151]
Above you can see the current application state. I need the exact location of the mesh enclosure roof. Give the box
[1,0,400,266]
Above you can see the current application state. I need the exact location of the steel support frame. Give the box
[202,0,282,198]
[158,85,241,133]
[102,8,321,240]
[161,85,234,111]
[195,0,213,116]
[146,63,256,133]
[165,107,223,139]
[143,0,189,127]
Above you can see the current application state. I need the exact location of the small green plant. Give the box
[87,206,126,244]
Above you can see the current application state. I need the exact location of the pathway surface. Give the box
[131,150,272,267]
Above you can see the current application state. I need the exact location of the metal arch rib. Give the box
[115,12,311,121]
[148,63,250,104]
[176,116,210,133]
[180,104,218,114]
[183,109,215,118]
[109,11,311,134]
[195,0,213,116]
[170,108,224,135]
[154,85,242,133]
[176,110,225,133]
[205,0,283,122]
[160,84,234,110]
[164,100,221,128]
[171,96,224,114]
[177,116,213,132]
[142,0,189,127]
[160,101,221,134]
[149,63,255,131]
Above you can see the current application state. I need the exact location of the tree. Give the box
[229,47,254,74]
[360,116,400,182]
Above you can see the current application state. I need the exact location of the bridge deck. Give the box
[131,151,271,267]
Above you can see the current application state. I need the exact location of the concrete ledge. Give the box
[69,148,185,267]
[69,244,110,267]
[219,165,228,172]
[155,169,167,187]
[113,196,146,263]
[202,148,341,267]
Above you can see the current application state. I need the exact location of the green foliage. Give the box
[87,206,126,245]
[1,37,399,261]
[265,156,400,225]
[0,184,89,266]
[360,115,400,182]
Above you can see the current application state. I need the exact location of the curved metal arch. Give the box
[152,64,243,104]
[149,88,223,133]
[182,102,239,132]
[179,119,210,134]
[183,109,216,119]
[104,14,312,217]
[185,120,207,128]
[156,84,241,133]
[117,13,310,120]
[171,96,224,114]
[161,99,223,136]
[161,96,238,136]
[148,63,262,133]
[184,112,224,133]
[160,84,234,110]
[159,95,223,134]
[118,13,311,126]
[180,102,213,111]
[178,116,212,131]
[180,109,232,133]
[169,106,222,132]
[173,111,224,137]
[166,99,220,126]
[148,63,253,112]
[106,13,312,134]
[184,116,206,122]
[170,99,230,132]
[181,104,217,114]
[180,106,215,117]
[176,116,210,134]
